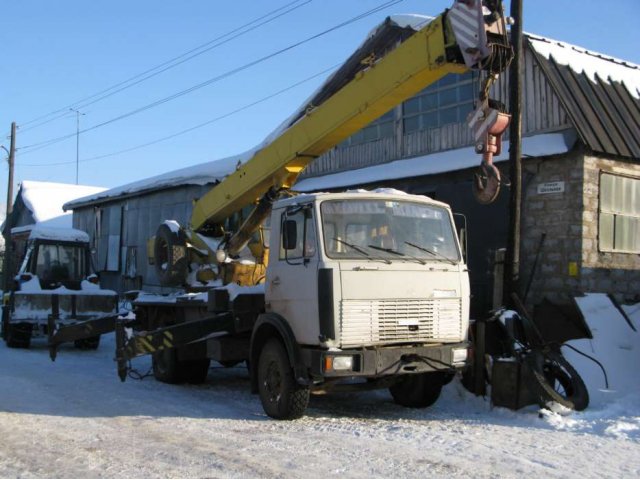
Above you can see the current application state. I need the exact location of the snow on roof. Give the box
[12,223,90,243]
[20,181,106,221]
[527,33,640,99]
[294,129,577,192]
[64,150,256,210]
[11,213,73,235]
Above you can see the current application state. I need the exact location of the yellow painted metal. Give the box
[189,15,467,231]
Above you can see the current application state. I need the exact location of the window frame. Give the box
[598,171,640,254]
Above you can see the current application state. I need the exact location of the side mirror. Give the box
[282,220,298,250]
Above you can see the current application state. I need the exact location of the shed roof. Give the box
[527,34,640,158]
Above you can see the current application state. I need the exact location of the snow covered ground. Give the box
[0,297,639,478]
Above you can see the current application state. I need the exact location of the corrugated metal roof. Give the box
[528,36,640,158]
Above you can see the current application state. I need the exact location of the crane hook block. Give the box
[467,102,511,204]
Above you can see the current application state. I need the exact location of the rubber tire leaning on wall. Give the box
[525,350,589,411]
[154,223,188,287]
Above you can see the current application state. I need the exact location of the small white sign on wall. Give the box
[537,181,565,195]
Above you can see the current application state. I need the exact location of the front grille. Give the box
[340,298,462,348]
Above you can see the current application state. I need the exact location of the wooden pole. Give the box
[3,122,16,290]
[504,0,523,307]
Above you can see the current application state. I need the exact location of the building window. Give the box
[342,109,395,147]
[402,72,475,134]
[599,172,640,253]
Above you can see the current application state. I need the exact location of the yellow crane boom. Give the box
[155,1,512,286]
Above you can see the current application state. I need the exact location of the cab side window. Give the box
[279,208,317,261]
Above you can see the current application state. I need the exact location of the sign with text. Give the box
[537,181,565,195]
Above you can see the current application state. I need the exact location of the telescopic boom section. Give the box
[189,1,511,251]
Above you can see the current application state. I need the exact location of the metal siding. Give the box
[302,44,572,180]
[70,183,214,294]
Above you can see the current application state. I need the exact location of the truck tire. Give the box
[389,372,445,408]
[152,348,184,384]
[154,223,188,287]
[152,349,210,384]
[257,339,309,420]
[525,350,589,411]
[181,359,211,384]
[5,322,32,349]
[74,335,101,350]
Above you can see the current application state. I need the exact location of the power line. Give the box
[18,0,404,155]
[19,64,341,167]
[17,0,312,133]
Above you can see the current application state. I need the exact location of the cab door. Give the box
[265,205,320,346]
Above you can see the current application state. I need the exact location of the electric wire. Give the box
[17,0,312,133]
[19,62,340,167]
[18,0,404,155]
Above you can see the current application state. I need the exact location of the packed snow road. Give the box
[0,333,638,478]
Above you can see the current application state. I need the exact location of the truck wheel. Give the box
[74,335,101,350]
[389,372,445,408]
[152,348,183,384]
[181,359,211,384]
[5,323,32,349]
[257,339,309,420]
[152,349,210,384]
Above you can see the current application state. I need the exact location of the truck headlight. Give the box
[324,355,354,372]
[452,348,468,364]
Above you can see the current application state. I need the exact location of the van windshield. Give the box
[320,199,460,262]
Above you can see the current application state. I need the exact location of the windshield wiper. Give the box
[404,241,457,265]
[367,244,426,265]
[333,238,390,264]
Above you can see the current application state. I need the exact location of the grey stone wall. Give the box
[520,149,584,307]
[520,149,640,307]
[580,155,640,302]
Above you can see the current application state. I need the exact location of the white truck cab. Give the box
[248,190,470,418]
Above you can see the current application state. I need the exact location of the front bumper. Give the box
[302,342,469,379]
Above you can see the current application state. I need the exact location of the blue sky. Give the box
[1,0,638,201]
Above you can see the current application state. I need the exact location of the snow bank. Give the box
[562,294,640,408]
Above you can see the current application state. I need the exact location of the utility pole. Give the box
[3,122,16,291]
[504,0,523,307]
[70,108,85,185]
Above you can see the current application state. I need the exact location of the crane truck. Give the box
[98,0,512,419]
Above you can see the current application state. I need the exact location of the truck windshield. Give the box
[33,243,87,284]
[321,199,460,262]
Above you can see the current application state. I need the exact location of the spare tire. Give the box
[154,222,188,287]
[525,350,589,411]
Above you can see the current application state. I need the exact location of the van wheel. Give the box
[5,323,32,349]
[257,339,309,420]
[74,335,101,350]
[389,372,445,408]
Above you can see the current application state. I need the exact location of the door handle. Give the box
[271,277,281,286]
